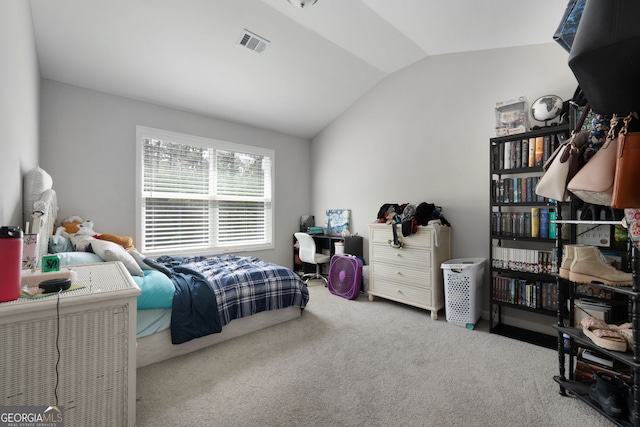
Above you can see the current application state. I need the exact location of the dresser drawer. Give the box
[370,260,432,289]
[370,244,431,268]
[369,279,432,307]
[369,224,433,248]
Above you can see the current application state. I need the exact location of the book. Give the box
[549,210,557,239]
[504,141,512,170]
[523,212,532,237]
[543,135,551,163]
[539,208,549,239]
[534,136,544,166]
[580,348,628,371]
[575,299,611,324]
[531,207,540,238]
[491,143,500,170]
[528,137,536,167]
[517,212,525,237]
[521,139,529,168]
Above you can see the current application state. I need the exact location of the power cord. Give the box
[54,288,62,407]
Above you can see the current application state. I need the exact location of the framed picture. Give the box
[325,209,350,236]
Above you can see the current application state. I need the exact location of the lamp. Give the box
[287,0,318,8]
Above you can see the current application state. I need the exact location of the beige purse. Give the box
[567,116,621,205]
[535,105,590,202]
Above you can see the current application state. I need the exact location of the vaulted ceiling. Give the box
[29,0,567,138]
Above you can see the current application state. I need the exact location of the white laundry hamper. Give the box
[441,258,486,329]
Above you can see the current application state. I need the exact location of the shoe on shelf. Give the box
[559,244,584,280]
[581,317,627,352]
[569,246,633,286]
[589,371,626,418]
[611,322,634,348]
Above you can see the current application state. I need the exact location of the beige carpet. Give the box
[136,282,613,427]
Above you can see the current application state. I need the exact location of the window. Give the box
[136,126,274,255]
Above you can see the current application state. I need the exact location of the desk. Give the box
[293,234,363,274]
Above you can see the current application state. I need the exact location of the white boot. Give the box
[570,246,633,286]
[559,244,584,279]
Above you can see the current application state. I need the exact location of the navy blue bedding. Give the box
[156,255,309,345]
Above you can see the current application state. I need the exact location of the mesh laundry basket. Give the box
[441,258,486,329]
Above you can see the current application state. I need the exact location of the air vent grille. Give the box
[238,30,270,54]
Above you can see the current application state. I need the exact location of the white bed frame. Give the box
[34,188,303,369]
[136,306,300,368]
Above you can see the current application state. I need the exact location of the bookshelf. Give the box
[489,124,571,349]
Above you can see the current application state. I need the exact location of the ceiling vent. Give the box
[238,30,270,54]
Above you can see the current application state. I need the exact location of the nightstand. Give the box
[0,262,141,427]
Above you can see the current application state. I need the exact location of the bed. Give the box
[24,167,309,368]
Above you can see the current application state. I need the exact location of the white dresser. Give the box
[368,223,451,319]
[0,262,140,427]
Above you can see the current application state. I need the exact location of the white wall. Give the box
[312,43,578,322]
[313,43,577,261]
[0,1,40,227]
[39,80,311,267]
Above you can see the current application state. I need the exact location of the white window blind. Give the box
[136,127,273,254]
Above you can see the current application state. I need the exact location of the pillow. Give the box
[56,251,104,266]
[49,235,74,253]
[128,249,155,270]
[90,239,144,277]
[132,270,175,310]
[23,167,53,224]
[128,249,172,278]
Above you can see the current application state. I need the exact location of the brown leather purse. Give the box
[612,115,640,208]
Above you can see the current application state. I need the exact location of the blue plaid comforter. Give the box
[157,255,309,344]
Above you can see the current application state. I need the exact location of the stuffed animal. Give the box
[56,215,84,236]
[97,233,135,250]
[67,220,99,251]
[55,216,135,250]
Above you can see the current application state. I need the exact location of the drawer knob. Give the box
[396,253,401,257]
[396,289,402,294]
[395,271,402,275]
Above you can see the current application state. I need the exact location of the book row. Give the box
[491,132,566,171]
[491,208,557,239]
[491,176,555,204]
[492,276,558,310]
[491,246,557,275]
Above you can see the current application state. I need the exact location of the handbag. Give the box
[535,105,590,202]
[566,116,622,205]
[568,0,640,114]
[612,115,640,208]
[553,0,586,53]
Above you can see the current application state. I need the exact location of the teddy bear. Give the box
[55,216,136,250]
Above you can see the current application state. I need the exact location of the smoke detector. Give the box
[287,0,318,8]
[238,30,270,54]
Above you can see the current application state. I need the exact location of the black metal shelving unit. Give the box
[489,124,571,348]
[553,216,640,427]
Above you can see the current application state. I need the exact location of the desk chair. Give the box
[294,232,330,285]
